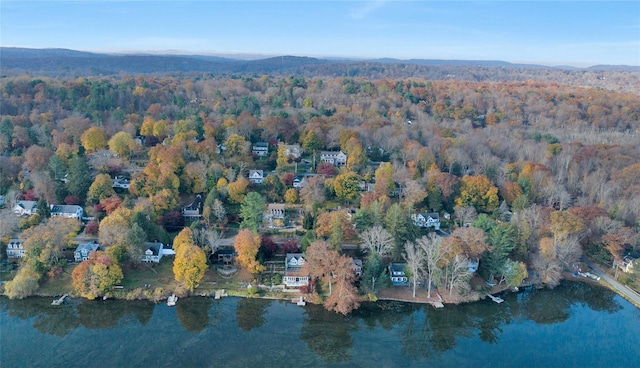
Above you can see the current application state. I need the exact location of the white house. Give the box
[284,253,309,287]
[252,142,269,157]
[389,263,409,286]
[320,151,347,167]
[13,201,37,217]
[74,241,100,262]
[141,242,164,263]
[249,170,264,184]
[112,176,130,189]
[618,256,637,273]
[7,239,26,258]
[468,258,480,273]
[411,212,440,230]
[51,204,84,219]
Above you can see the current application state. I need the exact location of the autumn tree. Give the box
[99,207,132,247]
[173,244,207,292]
[87,173,116,204]
[4,267,40,299]
[80,127,107,153]
[240,191,265,232]
[227,176,250,204]
[72,251,123,299]
[333,172,360,204]
[304,241,359,314]
[373,162,395,199]
[456,174,499,212]
[108,131,135,159]
[234,229,265,274]
[21,217,81,275]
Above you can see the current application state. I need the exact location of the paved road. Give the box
[583,258,640,306]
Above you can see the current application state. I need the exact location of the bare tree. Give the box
[404,240,426,298]
[359,225,394,257]
[206,228,223,257]
[454,206,477,227]
[443,255,471,297]
[0,207,19,239]
[417,233,444,298]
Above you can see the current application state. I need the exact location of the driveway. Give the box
[583,258,640,306]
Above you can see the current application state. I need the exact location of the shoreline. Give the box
[8,275,609,309]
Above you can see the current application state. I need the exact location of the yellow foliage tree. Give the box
[173,244,207,292]
[284,188,298,204]
[80,127,107,153]
[173,227,195,254]
[456,174,499,212]
[234,229,265,274]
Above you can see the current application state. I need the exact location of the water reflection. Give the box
[300,304,358,363]
[1,282,637,367]
[176,297,212,332]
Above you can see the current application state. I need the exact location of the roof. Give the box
[144,242,163,256]
[16,201,37,210]
[268,203,285,211]
[75,241,100,253]
[424,212,440,220]
[389,263,406,273]
[50,204,82,214]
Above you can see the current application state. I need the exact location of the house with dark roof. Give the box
[74,241,100,262]
[141,242,164,263]
[182,194,203,218]
[284,253,309,287]
[252,142,269,157]
[389,263,409,286]
[50,204,83,219]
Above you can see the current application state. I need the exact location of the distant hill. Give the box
[1,48,639,94]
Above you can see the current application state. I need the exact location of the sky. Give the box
[1,1,639,67]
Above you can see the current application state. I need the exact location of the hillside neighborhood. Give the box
[1,74,639,314]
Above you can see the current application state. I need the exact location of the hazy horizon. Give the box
[2,1,639,68]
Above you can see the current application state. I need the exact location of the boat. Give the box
[296,296,306,306]
[167,294,178,306]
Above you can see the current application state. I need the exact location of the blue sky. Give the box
[1,1,639,66]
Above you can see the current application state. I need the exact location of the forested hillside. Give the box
[1,73,639,309]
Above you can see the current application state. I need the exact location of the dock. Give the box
[214,289,226,299]
[486,294,504,303]
[295,296,306,306]
[430,301,445,309]
[52,294,68,305]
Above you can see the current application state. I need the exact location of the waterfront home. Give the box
[74,241,100,262]
[284,253,309,287]
[7,239,26,258]
[50,204,83,219]
[182,194,203,218]
[320,150,347,167]
[389,263,409,286]
[249,170,264,184]
[13,201,37,217]
[618,256,637,273]
[141,242,164,263]
[0,195,4,208]
[252,142,269,157]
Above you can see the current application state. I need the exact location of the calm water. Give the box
[1,282,639,368]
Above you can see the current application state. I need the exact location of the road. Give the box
[583,258,640,306]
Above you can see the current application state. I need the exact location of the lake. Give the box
[1,282,639,367]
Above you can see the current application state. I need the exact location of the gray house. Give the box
[74,241,100,262]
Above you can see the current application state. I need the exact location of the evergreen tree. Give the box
[240,192,266,232]
[65,155,92,201]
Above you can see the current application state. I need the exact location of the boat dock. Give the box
[52,294,68,305]
[486,294,504,303]
[430,301,445,309]
[214,289,226,299]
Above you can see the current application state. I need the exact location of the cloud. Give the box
[350,0,386,20]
